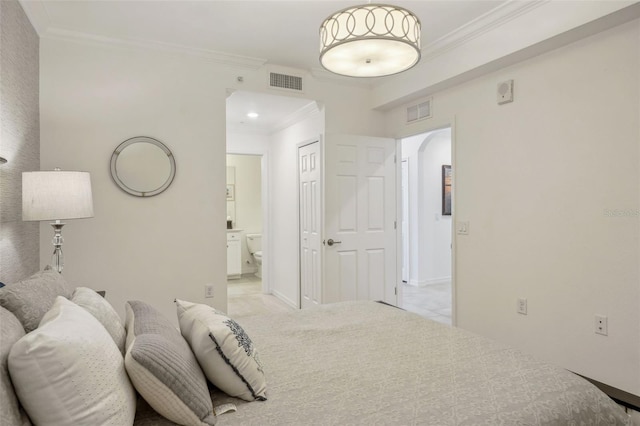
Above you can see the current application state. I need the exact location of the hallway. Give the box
[402,282,451,325]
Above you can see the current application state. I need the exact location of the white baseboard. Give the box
[241,265,258,275]
[271,289,298,309]
[408,276,452,287]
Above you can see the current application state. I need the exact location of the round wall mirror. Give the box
[110,136,176,197]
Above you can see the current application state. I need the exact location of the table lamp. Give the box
[22,168,94,273]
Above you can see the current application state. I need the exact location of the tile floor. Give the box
[401,281,452,325]
[227,274,293,318]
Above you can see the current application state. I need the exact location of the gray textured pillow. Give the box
[124,300,215,426]
[0,307,31,426]
[72,287,126,354]
[0,268,73,332]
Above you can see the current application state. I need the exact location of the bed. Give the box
[205,301,629,425]
[1,270,631,425]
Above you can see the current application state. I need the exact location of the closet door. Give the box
[299,141,322,308]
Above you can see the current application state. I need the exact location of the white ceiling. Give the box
[226,90,316,133]
[22,1,504,71]
[20,0,506,132]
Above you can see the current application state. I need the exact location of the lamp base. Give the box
[50,221,65,274]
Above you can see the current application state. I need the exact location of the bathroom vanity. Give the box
[226,230,242,279]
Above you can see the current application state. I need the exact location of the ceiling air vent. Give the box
[406,99,432,123]
[270,72,303,92]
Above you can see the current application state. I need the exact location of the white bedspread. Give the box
[213,301,630,425]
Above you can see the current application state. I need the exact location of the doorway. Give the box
[400,127,453,324]
[226,154,266,299]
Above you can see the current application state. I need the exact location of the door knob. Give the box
[326,238,342,246]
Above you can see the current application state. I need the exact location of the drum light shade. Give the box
[320,4,421,78]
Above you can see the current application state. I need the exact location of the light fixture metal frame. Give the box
[319,3,421,78]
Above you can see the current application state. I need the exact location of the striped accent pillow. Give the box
[124,300,215,426]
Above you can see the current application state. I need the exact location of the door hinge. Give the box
[394,154,397,163]
[394,220,397,229]
[394,287,398,295]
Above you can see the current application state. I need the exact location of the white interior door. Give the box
[323,134,397,305]
[299,141,322,308]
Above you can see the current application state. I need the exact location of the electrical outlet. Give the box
[517,298,527,315]
[204,284,214,299]
[595,315,608,336]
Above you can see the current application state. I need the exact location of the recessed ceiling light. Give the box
[247,112,259,119]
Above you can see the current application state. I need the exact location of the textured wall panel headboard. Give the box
[0,0,40,283]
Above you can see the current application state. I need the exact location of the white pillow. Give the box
[72,287,126,354]
[176,299,267,401]
[8,297,136,426]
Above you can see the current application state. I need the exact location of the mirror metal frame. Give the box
[110,136,176,197]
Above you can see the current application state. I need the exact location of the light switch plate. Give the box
[456,221,469,235]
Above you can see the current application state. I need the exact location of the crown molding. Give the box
[18,0,49,36]
[18,0,554,78]
[43,28,267,69]
[18,0,266,69]
[421,0,548,62]
[271,101,321,134]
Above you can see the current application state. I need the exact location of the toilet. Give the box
[245,234,262,279]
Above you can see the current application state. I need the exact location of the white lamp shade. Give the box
[22,171,94,221]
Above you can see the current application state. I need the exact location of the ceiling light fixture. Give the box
[247,112,259,119]
[319,3,421,78]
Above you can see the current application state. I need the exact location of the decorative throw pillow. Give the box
[0,307,31,426]
[72,287,126,354]
[175,299,267,401]
[8,297,136,426]
[124,300,216,426]
[0,268,73,332]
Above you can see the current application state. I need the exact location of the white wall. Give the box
[40,36,386,322]
[419,130,452,284]
[387,20,640,395]
[227,154,262,274]
[227,130,269,154]
[40,39,230,322]
[268,109,324,307]
[401,134,424,285]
